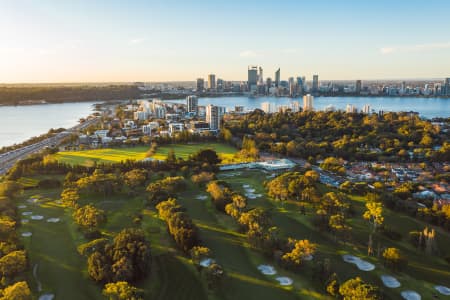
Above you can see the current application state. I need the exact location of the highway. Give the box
[0,117,99,176]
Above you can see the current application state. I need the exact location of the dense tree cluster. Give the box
[206,181,234,212]
[87,228,151,283]
[224,110,449,162]
[156,199,199,252]
[266,171,320,204]
[146,176,186,205]
[280,238,317,270]
[338,277,381,300]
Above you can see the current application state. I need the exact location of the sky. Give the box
[1,0,450,83]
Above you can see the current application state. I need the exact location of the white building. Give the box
[206,104,224,130]
[94,130,109,138]
[168,123,185,136]
[186,95,198,115]
[134,111,149,121]
[290,101,300,112]
[362,104,371,114]
[261,102,277,113]
[303,94,314,111]
[346,104,357,113]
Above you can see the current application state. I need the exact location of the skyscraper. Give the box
[248,66,258,90]
[356,80,362,94]
[261,102,276,113]
[363,104,371,114]
[208,74,216,90]
[186,95,198,115]
[445,78,450,96]
[312,75,319,94]
[206,104,223,130]
[258,67,264,84]
[196,78,204,92]
[303,94,314,111]
[275,68,280,87]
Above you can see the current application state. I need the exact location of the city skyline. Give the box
[1,0,450,83]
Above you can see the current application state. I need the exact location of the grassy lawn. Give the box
[215,170,450,300]
[53,143,238,166]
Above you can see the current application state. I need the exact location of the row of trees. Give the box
[0,181,32,299]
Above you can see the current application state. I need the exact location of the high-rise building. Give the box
[196,78,204,92]
[356,80,362,94]
[186,95,198,115]
[258,67,264,84]
[261,102,277,113]
[303,94,314,111]
[312,75,319,94]
[346,104,357,113]
[248,66,258,90]
[275,68,281,87]
[444,78,450,96]
[208,74,216,90]
[363,104,371,114]
[288,77,297,97]
[206,104,224,130]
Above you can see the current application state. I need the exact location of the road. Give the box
[0,117,99,176]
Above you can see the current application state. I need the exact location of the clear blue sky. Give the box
[1,0,449,82]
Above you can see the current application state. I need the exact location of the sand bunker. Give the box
[31,215,44,220]
[401,291,421,300]
[27,198,39,204]
[22,211,33,216]
[196,195,208,201]
[18,205,27,209]
[243,184,250,188]
[199,258,214,267]
[245,188,256,193]
[22,232,32,237]
[303,254,313,261]
[381,275,401,288]
[342,254,375,271]
[39,294,54,300]
[435,286,450,295]
[275,277,293,286]
[257,264,277,275]
[47,218,60,223]
[21,219,29,224]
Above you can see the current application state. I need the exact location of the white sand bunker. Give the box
[342,254,375,271]
[18,205,27,209]
[276,276,293,286]
[196,195,208,201]
[303,254,313,261]
[243,184,250,188]
[199,258,214,267]
[381,275,401,288]
[27,198,39,203]
[31,215,44,220]
[401,291,421,300]
[22,211,33,216]
[245,188,255,193]
[435,286,450,295]
[47,218,60,223]
[257,264,277,275]
[22,232,32,237]
[21,219,29,224]
[39,294,54,300]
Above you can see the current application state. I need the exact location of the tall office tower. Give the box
[296,77,304,95]
[275,68,281,87]
[258,67,264,84]
[303,94,314,111]
[208,74,216,90]
[346,104,357,113]
[312,75,319,94]
[356,80,362,94]
[216,78,224,90]
[363,104,371,114]
[196,78,204,92]
[186,95,198,115]
[266,77,272,88]
[400,81,406,95]
[206,104,223,130]
[248,66,258,90]
[445,78,450,95]
[288,77,297,97]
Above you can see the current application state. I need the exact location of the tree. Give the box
[190,246,211,267]
[328,213,351,242]
[204,263,224,290]
[383,247,407,271]
[281,239,316,270]
[73,204,106,230]
[191,149,221,165]
[1,281,32,300]
[339,277,380,300]
[60,188,80,207]
[166,149,177,163]
[326,273,340,297]
[0,250,27,279]
[123,169,147,191]
[363,201,384,255]
[103,281,143,300]
[0,181,23,199]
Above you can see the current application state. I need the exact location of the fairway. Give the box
[54,143,238,166]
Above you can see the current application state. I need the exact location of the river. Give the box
[0,102,98,148]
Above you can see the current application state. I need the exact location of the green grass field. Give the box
[53,143,238,166]
[15,169,450,300]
